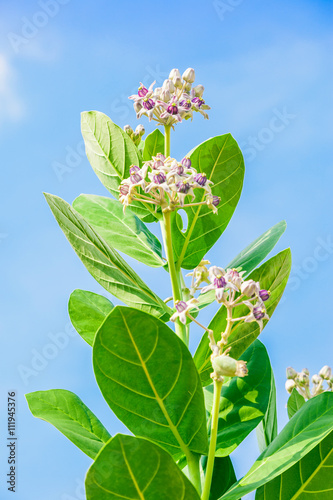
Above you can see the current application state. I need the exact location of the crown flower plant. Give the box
[25,67,333,500]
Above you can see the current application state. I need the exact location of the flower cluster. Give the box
[118,155,220,212]
[285,365,333,399]
[129,68,210,126]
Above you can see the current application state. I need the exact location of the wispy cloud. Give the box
[0,53,24,124]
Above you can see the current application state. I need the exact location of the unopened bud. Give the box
[297,372,309,386]
[154,87,162,99]
[319,365,332,380]
[302,368,310,376]
[169,68,181,81]
[182,68,195,84]
[135,124,145,137]
[286,366,297,380]
[241,280,259,297]
[132,132,141,146]
[162,79,175,93]
[212,355,248,378]
[134,102,142,113]
[124,124,133,136]
[184,82,192,92]
[193,84,204,97]
[312,374,322,385]
[160,89,171,102]
[173,76,183,89]
[285,379,296,394]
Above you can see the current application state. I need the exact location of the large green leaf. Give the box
[194,249,291,386]
[287,389,305,419]
[142,128,165,161]
[85,434,200,500]
[68,289,114,346]
[93,306,208,457]
[73,194,164,267]
[26,390,110,459]
[256,367,278,453]
[45,193,170,321]
[255,431,333,500]
[202,456,237,500]
[171,134,245,269]
[219,392,333,500]
[226,220,287,276]
[204,340,271,456]
[81,111,157,222]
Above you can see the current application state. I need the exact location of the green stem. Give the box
[164,125,171,157]
[161,211,187,344]
[187,452,202,495]
[202,379,223,500]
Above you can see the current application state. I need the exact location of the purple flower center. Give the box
[143,98,155,110]
[153,172,166,184]
[212,196,220,207]
[177,181,190,194]
[130,165,140,174]
[259,289,270,301]
[214,277,227,289]
[131,173,142,184]
[180,99,192,110]
[119,184,129,196]
[167,102,178,115]
[192,97,205,108]
[176,301,187,312]
[253,306,265,320]
[153,160,164,169]
[181,157,191,168]
[138,86,148,98]
[194,173,207,186]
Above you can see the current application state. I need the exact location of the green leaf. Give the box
[256,367,278,453]
[226,220,287,276]
[26,390,111,459]
[81,111,157,222]
[287,389,306,419]
[142,129,165,161]
[85,434,201,500]
[202,456,237,500]
[204,340,271,456]
[68,289,114,346]
[195,249,291,386]
[255,431,333,500]
[45,193,170,321]
[171,134,245,270]
[219,392,333,500]
[93,306,208,457]
[73,194,164,267]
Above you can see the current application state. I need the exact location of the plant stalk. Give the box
[202,379,223,500]
[186,452,202,495]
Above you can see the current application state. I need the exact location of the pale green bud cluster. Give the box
[285,365,333,399]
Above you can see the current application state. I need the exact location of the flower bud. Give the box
[135,124,145,137]
[285,379,296,394]
[319,365,332,380]
[312,374,322,385]
[162,79,175,93]
[160,89,171,103]
[124,124,134,136]
[302,368,310,376]
[297,372,309,386]
[259,289,270,301]
[185,82,192,92]
[154,87,162,99]
[182,68,195,84]
[132,132,141,146]
[173,76,183,89]
[193,84,204,97]
[241,280,259,297]
[212,355,248,378]
[169,68,181,81]
[286,367,297,379]
[134,102,142,113]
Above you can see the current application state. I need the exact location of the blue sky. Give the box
[0,1,332,499]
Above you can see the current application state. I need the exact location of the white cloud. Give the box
[0,53,24,124]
